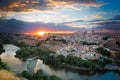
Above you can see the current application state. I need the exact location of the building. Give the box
[92,28,94,34]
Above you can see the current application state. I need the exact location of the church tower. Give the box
[92,28,94,34]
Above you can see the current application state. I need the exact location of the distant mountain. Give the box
[0,19,81,33]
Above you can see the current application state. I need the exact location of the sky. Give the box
[0,0,120,33]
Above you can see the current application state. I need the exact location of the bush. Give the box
[50,75,61,80]
[102,36,109,40]
[16,47,39,60]
[21,71,32,80]
[115,53,120,66]
[81,41,98,45]
[116,41,120,46]
[96,47,110,57]
[0,59,9,70]
[0,44,5,54]
[21,70,61,80]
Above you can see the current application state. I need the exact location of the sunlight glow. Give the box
[38,31,45,36]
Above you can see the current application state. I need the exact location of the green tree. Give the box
[0,59,9,70]
[116,41,120,46]
[102,36,109,40]
[0,44,5,54]
[49,75,61,80]
[96,47,111,57]
[21,71,32,80]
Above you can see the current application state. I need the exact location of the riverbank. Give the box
[44,62,120,74]
[14,44,120,73]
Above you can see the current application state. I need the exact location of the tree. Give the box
[56,55,66,65]
[34,70,48,80]
[115,53,120,66]
[49,75,61,80]
[16,47,39,60]
[116,41,120,46]
[0,59,9,70]
[102,36,109,40]
[96,47,111,57]
[0,44,5,54]
[21,69,62,80]
[81,41,98,45]
[21,71,32,80]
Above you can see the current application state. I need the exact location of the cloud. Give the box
[91,15,120,31]
[6,11,80,23]
[62,14,120,31]
[48,0,103,7]
[109,14,120,20]
[1,15,120,33]
[0,0,103,12]
[0,18,82,33]
[84,12,105,21]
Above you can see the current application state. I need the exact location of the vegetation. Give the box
[0,39,3,44]
[0,44,5,54]
[96,47,111,57]
[91,58,112,68]
[16,47,39,60]
[40,53,112,69]
[116,41,120,46]
[40,54,97,69]
[81,41,99,45]
[16,46,112,70]
[115,53,120,66]
[0,70,20,80]
[102,36,109,40]
[36,41,43,47]
[16,42,29,47]
[21,70,61,80]
[0,59,19,80]
[0,59,9,70]
[0,35,13,44]
[53,39,67,43]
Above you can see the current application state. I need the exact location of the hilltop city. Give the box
[0,29,120,67]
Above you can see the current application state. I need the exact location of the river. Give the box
[0,44,120,80]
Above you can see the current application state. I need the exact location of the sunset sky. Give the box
[0,0,120,33]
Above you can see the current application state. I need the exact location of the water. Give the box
[0,44,120,80]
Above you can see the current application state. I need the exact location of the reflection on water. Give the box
[0,44,25,73]
[34,59,43,73]
[0,44,43,74]
[0,44,120,80]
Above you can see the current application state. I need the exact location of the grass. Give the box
[0,70,20,80]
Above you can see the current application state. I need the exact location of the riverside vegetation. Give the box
[15,45,115,80]
[21,70,61,80]
[16,43,112,70]
[0,55,20,80]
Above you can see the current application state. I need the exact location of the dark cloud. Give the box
[62,14,120,31]
[96,21,120,30]
[109,14,120,20]
[0,18,82,33]
[92,15,120,31]
[0,0,103,12]
[0,17,120,33]
[0,0,48,12]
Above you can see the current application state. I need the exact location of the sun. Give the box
[38,31,45,36]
